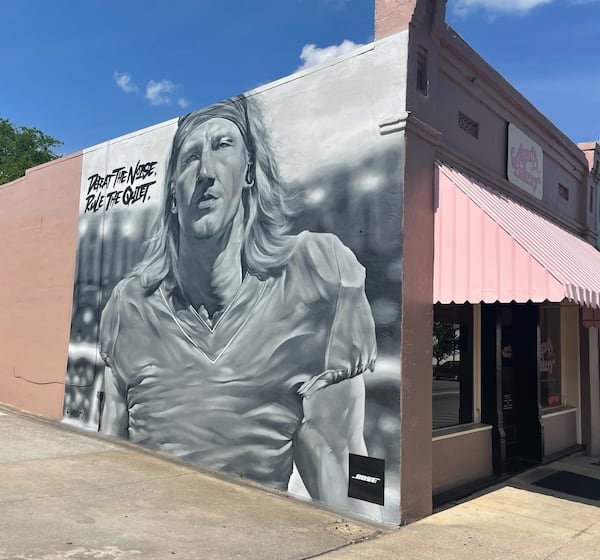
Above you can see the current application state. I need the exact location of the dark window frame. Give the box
[432,304,474,430]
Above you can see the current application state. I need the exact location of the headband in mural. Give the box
[174,95,256,162]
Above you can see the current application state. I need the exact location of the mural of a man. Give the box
[99,95,377,512]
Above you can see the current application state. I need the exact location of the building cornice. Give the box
[438,27,588,173]
[435,142,593,240]
[380,111,442,146]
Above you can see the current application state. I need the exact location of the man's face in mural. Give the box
[174,117,249,239]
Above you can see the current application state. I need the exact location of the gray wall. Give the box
[63,33,409,524]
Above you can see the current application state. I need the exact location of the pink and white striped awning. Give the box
[434,162,600,309]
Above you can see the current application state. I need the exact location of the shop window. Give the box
[432,304,474,429]
[540,306,561,408]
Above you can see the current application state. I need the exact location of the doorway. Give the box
[482,303,543,474]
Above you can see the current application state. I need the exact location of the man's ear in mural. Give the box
[244,160,255,188]
[170,182,177,214]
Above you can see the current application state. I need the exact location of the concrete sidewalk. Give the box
[1,406,600,559]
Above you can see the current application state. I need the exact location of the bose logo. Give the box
[351,474,381,484]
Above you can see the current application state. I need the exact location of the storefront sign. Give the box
[507,123,543,200]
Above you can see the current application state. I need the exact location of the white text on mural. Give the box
[85,160,158,213]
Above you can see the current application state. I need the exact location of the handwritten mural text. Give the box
[84,160,158,213]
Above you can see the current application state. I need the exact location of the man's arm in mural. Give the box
[293,376,380,520]
[99,366,129,438]
[293,236,380,518]
[97,282,129,438]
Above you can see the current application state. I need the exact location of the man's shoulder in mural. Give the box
[101,228,366,311]
[97,227,374,372]
[288,230,368,291]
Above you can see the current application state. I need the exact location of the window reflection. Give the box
[540,306,561,409]
[432,304,473,429]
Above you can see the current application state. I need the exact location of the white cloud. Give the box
[297,39,364,71]
[453,0,553,16]
[113,71,138,93]
[114,72,190,108]
[145,79,176,106]
[145,79,189,107]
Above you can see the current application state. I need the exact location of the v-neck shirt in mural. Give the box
[99,231,376,490]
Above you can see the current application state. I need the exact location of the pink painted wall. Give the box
[375,0,415,39]
[0,153,82,418]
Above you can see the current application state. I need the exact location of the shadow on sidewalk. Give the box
[509,453,600,506]
[435,452,600,513]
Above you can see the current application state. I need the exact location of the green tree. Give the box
[432,320,459,365]
[0,118,62,185]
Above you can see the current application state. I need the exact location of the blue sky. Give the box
[2,0,598,156]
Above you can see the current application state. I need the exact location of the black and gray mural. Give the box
[64,47,405,523]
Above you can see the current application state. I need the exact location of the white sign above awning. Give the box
[507,123,543,200]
